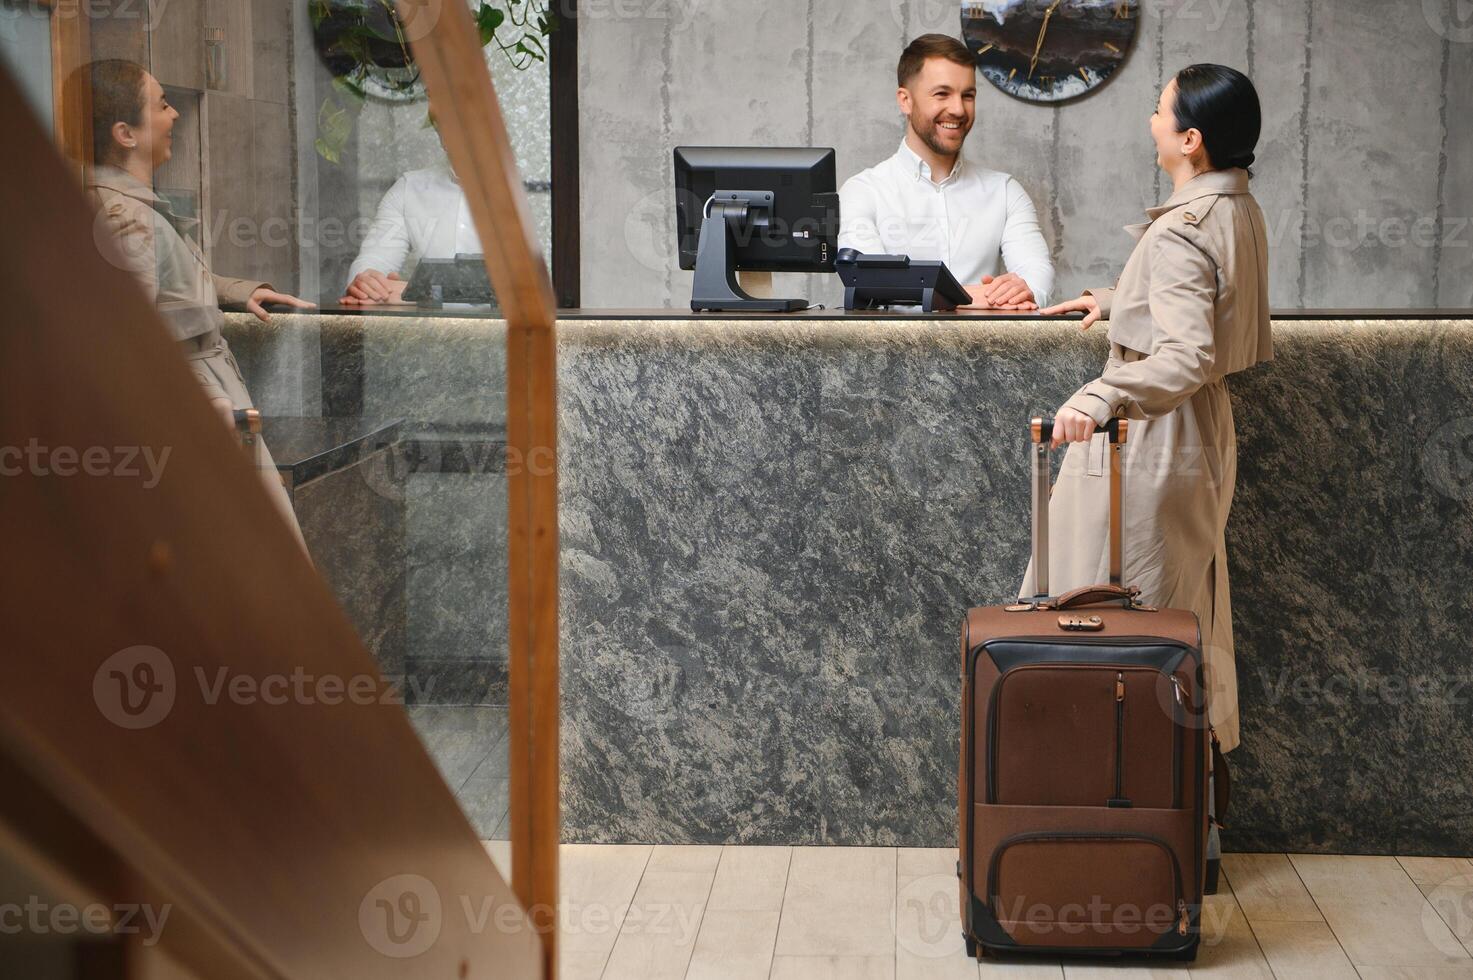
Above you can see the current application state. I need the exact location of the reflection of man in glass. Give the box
[340,150,482,305]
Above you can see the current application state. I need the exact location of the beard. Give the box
[912,112,971,159]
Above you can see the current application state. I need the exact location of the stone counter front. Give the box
[226,314,1473,855]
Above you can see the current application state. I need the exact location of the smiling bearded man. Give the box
[838,33,1055,311]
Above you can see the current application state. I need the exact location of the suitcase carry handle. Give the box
[1052,583,1145,611]
[1028,415,1128,600]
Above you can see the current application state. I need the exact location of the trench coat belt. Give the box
[178,328,227,361]
[1083,346,1146,475]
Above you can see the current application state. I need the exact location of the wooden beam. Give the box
[36,0,90,175]
[0,58,541,980]
[396,2,562,976]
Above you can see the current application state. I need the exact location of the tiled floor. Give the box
[408,704,511,838]
[478,843,1473,980]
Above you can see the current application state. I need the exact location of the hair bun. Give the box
[1231,152,1255,169]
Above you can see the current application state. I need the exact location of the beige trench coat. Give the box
[85,166,305,546]
[1020,168,1272,752]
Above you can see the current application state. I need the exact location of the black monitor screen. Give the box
[674,146,839,273]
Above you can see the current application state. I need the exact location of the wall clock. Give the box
[962,0,1140,104]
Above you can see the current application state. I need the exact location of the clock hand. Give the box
[1028,0,1064,80]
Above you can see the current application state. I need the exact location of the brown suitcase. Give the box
[958,416,1228,961]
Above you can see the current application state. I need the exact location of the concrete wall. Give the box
[580,0,1473,310]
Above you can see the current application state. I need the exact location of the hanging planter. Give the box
[310,0,556,162]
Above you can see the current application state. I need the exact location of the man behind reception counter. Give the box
[339,162,479,306]
[839,34,1055,311]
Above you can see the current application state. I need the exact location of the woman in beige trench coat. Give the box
[1025,64,1273,758]
[73,60,314,548]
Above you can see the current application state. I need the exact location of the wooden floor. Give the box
[480,844,1473,979]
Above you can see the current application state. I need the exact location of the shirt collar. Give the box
[1145,167,1250,221]
[896,138,964,187]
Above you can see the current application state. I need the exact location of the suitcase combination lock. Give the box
[1057,614,1105,632]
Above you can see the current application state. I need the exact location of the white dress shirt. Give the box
[838,140,1055,307]
[346,167,482,284]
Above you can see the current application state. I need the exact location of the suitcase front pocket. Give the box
[987,832,1188,948]
[989,665,1180,808]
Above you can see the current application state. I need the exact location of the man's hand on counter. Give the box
[341,269,409,306]
[247,288,316,323]
[960,273,1038,311]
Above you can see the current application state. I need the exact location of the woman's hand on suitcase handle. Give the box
[1038,293,1101,329]
[210,397,237,431]
[1051,406,1098,447]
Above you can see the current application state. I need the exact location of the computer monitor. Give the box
[674,146,840,313]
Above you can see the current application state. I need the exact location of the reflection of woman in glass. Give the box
[73,60,312,545]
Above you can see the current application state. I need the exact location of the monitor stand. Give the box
[691,199,808,313]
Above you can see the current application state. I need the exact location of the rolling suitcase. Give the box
[958,415,1229,961]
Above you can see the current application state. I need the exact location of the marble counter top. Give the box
[224,313,1473,855]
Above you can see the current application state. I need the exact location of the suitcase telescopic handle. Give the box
[1027,415,1128,600]
[1031,415,1127,445]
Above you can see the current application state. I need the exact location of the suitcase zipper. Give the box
[985,830,1187,934]
[1170,676,1184,809]
[1108,672,1130,807]
[987,662,1179,807]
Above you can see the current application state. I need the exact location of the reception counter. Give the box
[223,309,1473,856]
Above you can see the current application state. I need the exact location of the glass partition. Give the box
[0,0,54,126]
[53,0,557,883]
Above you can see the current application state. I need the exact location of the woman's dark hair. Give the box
[65,59,148,165]
[1172,64,1261,175]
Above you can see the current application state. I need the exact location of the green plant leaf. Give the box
[314,76,368,165]
[330,74,368,103]
[314,136,341,165]
[476,4,506,39]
